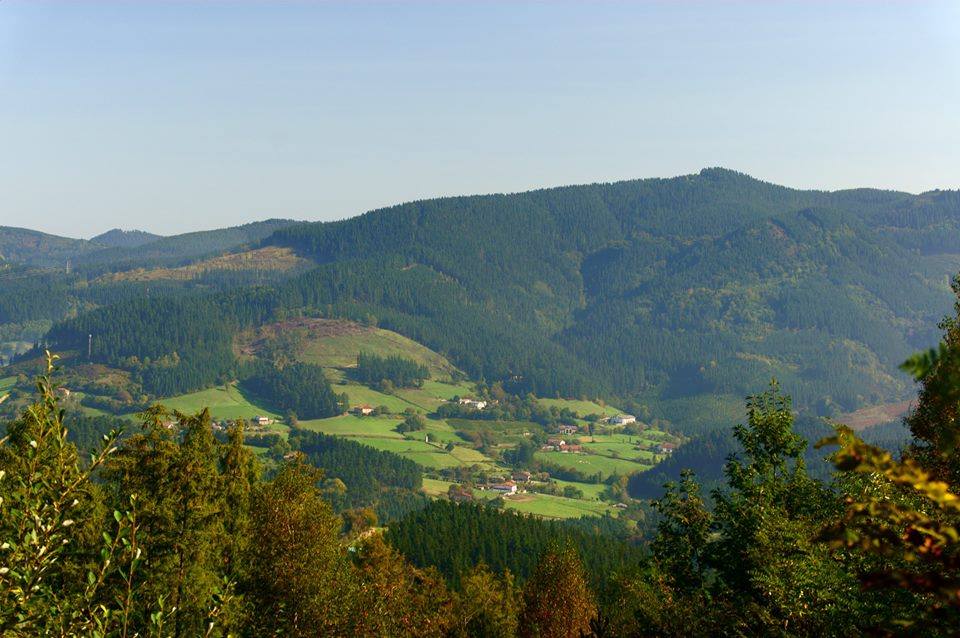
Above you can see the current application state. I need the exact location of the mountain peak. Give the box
[90,228,162,248]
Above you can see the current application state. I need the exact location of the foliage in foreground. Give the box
[7,276,960,636]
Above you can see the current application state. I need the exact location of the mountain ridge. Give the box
[11,168,960,435]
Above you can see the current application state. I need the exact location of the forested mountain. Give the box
[0,219,299,272]
[32,169,960,434]
[262,169,960,426]
[73,218,301,273]
[0,226,100,267]
[89,228,161,248]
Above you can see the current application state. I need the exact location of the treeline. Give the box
[0,265,75,324]
[7,291,960,635]
[241,361,347,419]
[47,295,237,396]
[292,430,424,517]
[1,372,621,637]
[387,500,644,591]
[35,168,960,426]
[355,351,429,388]
[628,415,914,500]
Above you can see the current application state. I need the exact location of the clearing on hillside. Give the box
[160,382,281,423]
[236,317,460,379]
[838,400,914,431]
[96,246,312,282]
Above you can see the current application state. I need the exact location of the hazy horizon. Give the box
[2,1,959,238]
[3,165,955,240]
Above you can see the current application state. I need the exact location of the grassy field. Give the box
[298,414,404,438]
[422,478,618,519]
[538,398,622,418]
[535,450,652,479]
[550,479,607,500]
[0,376,16,394]
[160,383,280,421]
[401,418,463,445]
[495,492,616,519]
[323,372,474,414]
[579,433,657,463]
[392,379,475,411]
[98,246,310,283]
[298,325,458,379]
[299,414,496,469]
[337,382,420,413]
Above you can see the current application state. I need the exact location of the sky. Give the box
[1,1,959,238]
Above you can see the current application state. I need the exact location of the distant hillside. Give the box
[0,226,97,268]
[40,169,960,433]
[627,415,913,500]
[262,169,960,429]
[94,246,312,284]
[75,218,302,273]
[90,228,161,248]
[236,317,461,380]
[0,219,302,273]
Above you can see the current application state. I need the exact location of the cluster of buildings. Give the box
[540,437,583,453]
[457,397,488,410]
[478,470,536,497]
[209,415,275,433]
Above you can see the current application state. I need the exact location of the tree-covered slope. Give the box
[35,169,960,432]
[0,226,101,268]
[74,218,301,273]
[264,169,959,423]
[89,228,161,248]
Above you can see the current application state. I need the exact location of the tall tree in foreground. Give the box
[0,353,139,636]
[350,535,455,638]
[241,461,354,637]
[104,406,237,637]
[819,277,960,633]
[451,563,521,638]
[708,384,859,635]
[520,545,597,638]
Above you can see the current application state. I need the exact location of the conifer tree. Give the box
[519,545,596,638]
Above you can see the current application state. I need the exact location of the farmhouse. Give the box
[458,398,488,410]
[658,442,677,454]
[252,415,273,426]
[609,414,636,426]
[353,404,375,416]
[559,443,583,453]
[541,437,566,451]
[558,424,579,435]
[512,470,532,482]
[490,481,518,495]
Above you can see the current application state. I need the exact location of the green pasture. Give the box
[160,383,279,421]
[538,398,621,418]
[535,450,651,480]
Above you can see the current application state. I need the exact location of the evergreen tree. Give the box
[0,354,141,636]
[453,564,521,638]
[241,462,354,636]
[104,406,234,636]
[519,545,596,638]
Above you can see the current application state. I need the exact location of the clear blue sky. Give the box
[1,1,958,238]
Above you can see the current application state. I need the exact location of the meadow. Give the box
[159,382,280,422]
[423,478,619,519]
